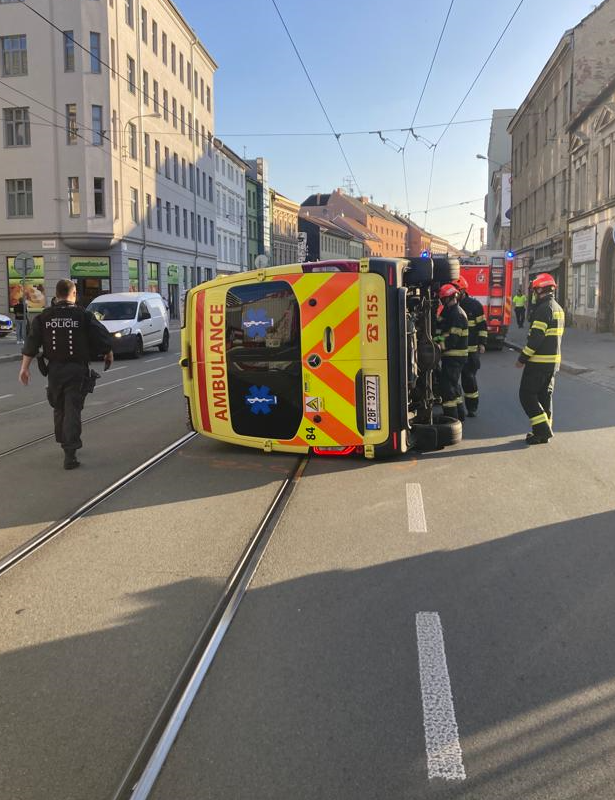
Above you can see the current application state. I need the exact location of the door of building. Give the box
[598,231,615,332]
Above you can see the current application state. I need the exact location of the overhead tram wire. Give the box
[269,0,362,196]
[422,0,526,228]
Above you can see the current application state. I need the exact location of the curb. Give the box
[0,353,22,364]
[504,340,589,376]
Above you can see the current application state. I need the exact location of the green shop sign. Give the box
[70,257,110,278]
[167,264,179,285]
[8,256,44,280]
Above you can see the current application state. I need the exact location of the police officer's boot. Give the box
[64,449,80,470]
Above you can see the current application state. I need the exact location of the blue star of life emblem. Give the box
[245,385,278,415]
[242,308,274,338]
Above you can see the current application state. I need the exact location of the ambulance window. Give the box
[225,281,302,439]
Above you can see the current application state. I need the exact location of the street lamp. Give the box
[476,153,509,170]
[122,113,160,159]
[470,212,486,222]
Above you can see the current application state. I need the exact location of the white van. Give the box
[87,292,170,357]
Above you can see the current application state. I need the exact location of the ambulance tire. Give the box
[432,257,460,283]
[406,259,433,285]
[411,415,462,451]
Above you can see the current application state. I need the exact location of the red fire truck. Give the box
[460,250,514,350]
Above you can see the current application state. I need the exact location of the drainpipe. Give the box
[191,36,198,286]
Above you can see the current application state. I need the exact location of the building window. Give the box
[66,103,78,144]
[68,177,80,217]
[181,157,186,187]
[166,201,171,233]
[175,204,180,236]
[145,192,152,227]
[153,80,159,112]
[114,179,119,220]
[186,61,191,90]
[180,105,185,135]
[206,85,211,112]
[143,70,149,105]
[188,112,192,141]
[203,216,208,244]
[6,178,32,217]
[141,7,147,43]
[90,32,101,72]
[173,152,178,183]
[208,176,213,202]
[592,152,599,207]
[171,42,176,74]
[144,132,150,166]
[110,37,116,78]
[195,118,199,147]
[156,197,162,230]
[155,139,161,172]
[130,186,138,222]
[152,20,158,54]
[196,167,200,195]
[197,215,201,242]
[604,143,611,200]
[92,105,103,145]
[194,69,198,96]
[4,107,30,146]
[63,31,74,72]
[94,177,105,216]
[127,55,136,93]
[128,121,137,158]
[163,89,168,121]
[172,98,177,128]
[125,0,133,28]
[183,208,188,238]
[587,262,597,309]
[200,78,204,105]
[161,32,167,64]
[179,52,184,82]
[165,146,170,178]
[210,219,214,243]
[190,164,195,192]
[191,211,195,240]
[2,34,27,77]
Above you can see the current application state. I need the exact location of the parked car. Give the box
[0,313,14,337]
[87,292,169,357]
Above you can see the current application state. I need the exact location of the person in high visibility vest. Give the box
[512,288,527,328]
[435,284,468,422]
[515,273,564,445]
[454,275,487,417]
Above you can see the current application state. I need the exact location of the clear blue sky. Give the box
[184,0,596,250]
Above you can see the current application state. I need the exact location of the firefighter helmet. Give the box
[531,273,556,290]
[453,275,469,291]
[439,283,459,299]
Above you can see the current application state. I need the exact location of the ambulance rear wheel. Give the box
[433,257,460,283]
[432,414,462,446]
[132,336,143,359]
[410,415,462,451]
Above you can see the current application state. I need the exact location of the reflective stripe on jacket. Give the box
[519,293,564,367]
[436,302,469,359]
[460,295,488,353]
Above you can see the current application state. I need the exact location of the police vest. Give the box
[40,304,91,363]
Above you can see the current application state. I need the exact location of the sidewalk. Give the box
[505,322,615,393]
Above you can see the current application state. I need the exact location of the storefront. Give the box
[167,263,179,319]
[128,258,139,293]
[569,226,598,330]
[147,261,160,293]
[7,256,46,312]
[70,257,110,307]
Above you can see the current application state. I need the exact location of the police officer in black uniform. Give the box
[19,279,114,469]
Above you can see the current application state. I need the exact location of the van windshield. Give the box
[225,281,302,440]
[88,301,137,321]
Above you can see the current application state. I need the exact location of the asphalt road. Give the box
[2,344,615,799]
[149,348,615,800]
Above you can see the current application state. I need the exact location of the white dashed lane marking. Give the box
[0,394,13,401]
[416,612,466,781]
[406,483,427,532]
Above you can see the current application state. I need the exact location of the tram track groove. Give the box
[0,383,182,459]
[112,455,309,800]
[0,432,197,577]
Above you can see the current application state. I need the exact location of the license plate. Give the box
[364,375,380,430]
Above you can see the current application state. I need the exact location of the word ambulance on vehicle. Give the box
[180,256,463,459]
[459,250,514,350]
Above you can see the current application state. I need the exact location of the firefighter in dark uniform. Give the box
[435,283,469,422]
[19,279,114,469]
[515,273,564,445]
[454,275,488,417]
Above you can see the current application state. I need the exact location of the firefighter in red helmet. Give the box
[453,274,488,417]
[516,273,564,444]
[435,283,468,421]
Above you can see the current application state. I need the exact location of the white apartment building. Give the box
[214,138,248,273]
[0,0,217,318]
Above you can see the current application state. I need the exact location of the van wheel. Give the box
[411,415,462,451]
[159,329,169,352]
[132,336,143,359]
[433,257,460,283]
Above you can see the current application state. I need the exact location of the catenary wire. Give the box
[269,0,362,196]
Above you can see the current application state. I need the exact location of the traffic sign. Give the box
[13,252,34,277]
